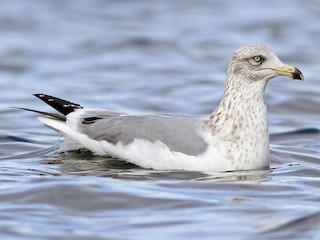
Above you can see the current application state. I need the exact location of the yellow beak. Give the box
[271,64,304,80]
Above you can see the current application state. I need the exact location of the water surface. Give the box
[0,0,320,239]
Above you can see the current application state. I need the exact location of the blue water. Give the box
[0,0,320,239]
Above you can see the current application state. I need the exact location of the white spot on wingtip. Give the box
[48,99,54,102]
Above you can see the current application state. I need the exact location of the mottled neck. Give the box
[207,75,268,129]
[204,75,270,170]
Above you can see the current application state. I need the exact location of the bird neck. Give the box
[209,77,268,125]
[204,77,270,171]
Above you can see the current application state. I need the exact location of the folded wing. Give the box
[25,94,209,156]
[71,110,209,155]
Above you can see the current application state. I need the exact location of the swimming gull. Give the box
[21,44,303,172]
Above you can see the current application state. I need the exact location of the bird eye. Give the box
[253,56,262,62]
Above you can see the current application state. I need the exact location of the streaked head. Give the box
[228,44,303,82]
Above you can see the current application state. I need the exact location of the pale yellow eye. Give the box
[253,56,262,62]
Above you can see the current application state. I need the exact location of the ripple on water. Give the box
[0,0,320,239]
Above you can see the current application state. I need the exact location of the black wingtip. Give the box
[13,107,66,121]
[33,94,83,116]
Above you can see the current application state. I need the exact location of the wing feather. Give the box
[69,110,208,155]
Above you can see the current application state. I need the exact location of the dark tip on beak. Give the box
[292,67,304,81]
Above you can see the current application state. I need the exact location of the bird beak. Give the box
[271,64,304,80]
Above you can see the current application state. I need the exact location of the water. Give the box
[0,0,320,239]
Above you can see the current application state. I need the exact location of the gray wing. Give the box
[75,110,208,156]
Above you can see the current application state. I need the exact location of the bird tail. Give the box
[16,94,86,152]
[16,94,83,121]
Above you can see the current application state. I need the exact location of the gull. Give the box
[21,44,303,173]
